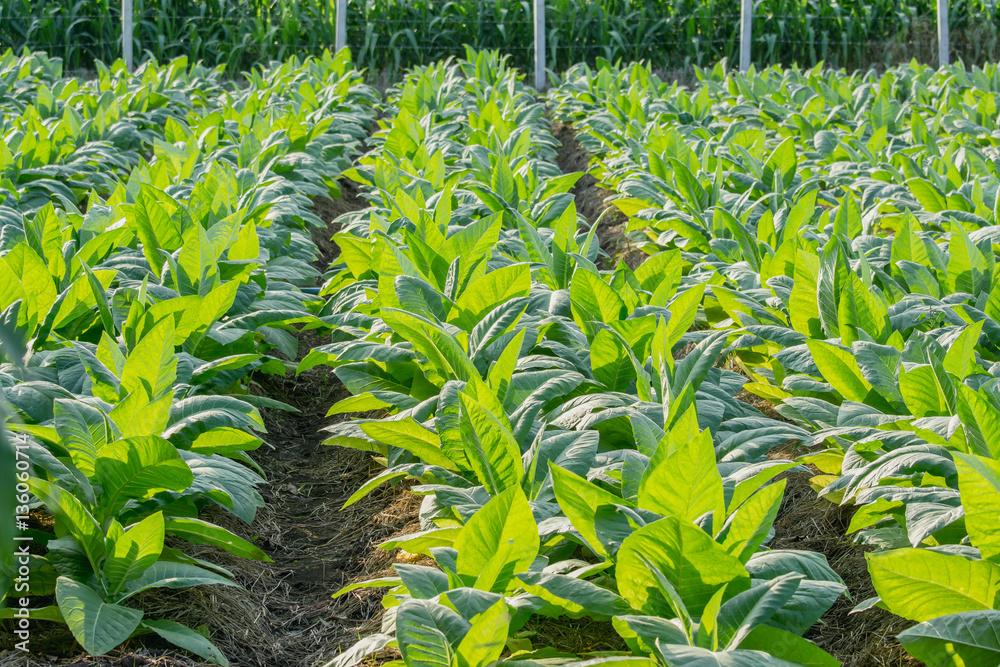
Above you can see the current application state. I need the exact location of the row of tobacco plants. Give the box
[545,58,1000,665]
[323,54,1000,666]
[318,50,851,666]
[0,48,378,664]
[7,44,1000,667]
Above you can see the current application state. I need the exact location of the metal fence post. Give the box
[335,0,347,53]
[938,0,949,67]
[534,0,546,90]
[739,0,752,72]
[122,0,133,73]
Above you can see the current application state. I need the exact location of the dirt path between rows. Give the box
[551,122,644,270]
[177,180,421,667]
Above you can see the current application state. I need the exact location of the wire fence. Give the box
[0,0,996,81]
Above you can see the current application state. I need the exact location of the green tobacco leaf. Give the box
[382,308,479,385]
[362,418,459,471]
[570,267,627,325]
[53,398,112,477]
[868,548,1000,622]
[455,485,538,593]
[459,393,522,494]
[28,478,105,570]
[103,513,165,595]
[899,365,948,418]
[396,598,468,667]
[789,249,823,338]
[613,614,689,654]
[452,264,531,331]
[897,610,1000,667]
[120,316,178,400]
[142,619,229,666]
[616,516,749,618]
[957,385,1000,460]
[655,644,800,666]
[722,479,785,563]
[738,626,840,666]
[455,599,508,667]
[806,340,871,402]
[122,560,238,599]
[716,573,802,649]
[591,328,636,392]
[638,427,724,531]
[550,463,623,558]
[762,137,797,191]
[955,453,1000,562]
[164,517,271,561]
[56,577,143,655]
[517,571,630,620]
[838,271,889,345]
[95,436,194,522]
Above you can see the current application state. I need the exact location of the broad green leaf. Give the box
[957,385,1000,460]
[517,571,630,619]
[142,619,229,666]
[762,137,797,191]
[722,480,785,563]
[29,478,106,570]
[738,626,840,666]
[56,577,144,655]
[455,599,508,667]
[103,512,165,595]
[592,328,637,392]
[613,614,689,654]
[396,598,467,667]
[382,308,478,385]
[362,418,459,471]
[638,428,724,531]
[459,393,522,494]
[655,643,800,665]
[717,573,802,649]
[455,485,538,592]
[955,453,1000,562]
[452,264,531,330]
[54,398,112,477]
[550,463,624,559]
[789,248,823,338]
[897,610,1000,667]
[120,316,178,400]
[164,517,271,561]
[616,516,750,618]
[868,548,1000,622]
[122,560,238,599]
[571,268,626,325]
[95,436,193,521]
[806,340,871,402]
[837,271,889,345]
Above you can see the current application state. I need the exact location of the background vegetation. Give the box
[1,0,999,84]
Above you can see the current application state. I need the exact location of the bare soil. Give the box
[551,121,645,270]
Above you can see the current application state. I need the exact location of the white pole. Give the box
[534,0,546,90]
[938,0,949,67]
[122,0,133,73]
[335,0,347,53]
[739,0,752,72]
